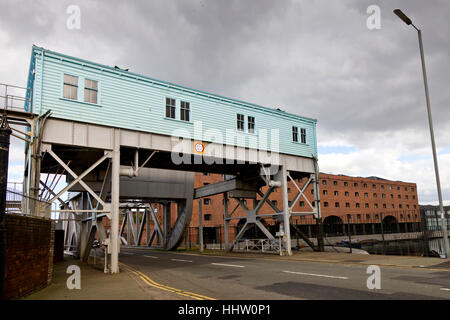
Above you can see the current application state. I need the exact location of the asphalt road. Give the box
[119,248,450,300]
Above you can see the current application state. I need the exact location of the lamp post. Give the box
[394,9,450,259]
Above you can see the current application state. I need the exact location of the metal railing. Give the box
[0,83,30,112]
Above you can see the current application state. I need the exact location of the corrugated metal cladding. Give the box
[28,46,318,158]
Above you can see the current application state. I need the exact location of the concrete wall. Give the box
[4,214,54,300]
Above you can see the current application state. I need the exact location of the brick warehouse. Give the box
[185,172,420,244]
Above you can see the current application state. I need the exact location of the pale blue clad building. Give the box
[25,45,317,159]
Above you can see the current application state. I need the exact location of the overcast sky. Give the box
[1,0,449,204]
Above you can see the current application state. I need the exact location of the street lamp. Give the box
[393,9,450,259]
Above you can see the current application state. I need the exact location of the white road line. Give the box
[440,288,450,291]
[283,270,349,280]
[171,258,193,263]
[144,255,159,259]
[211,263,245,268]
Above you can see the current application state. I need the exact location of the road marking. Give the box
[144,255,159,259]
[283,270,349,280]
[440,288,450,291]
[211,263,245,268]
[171,258,193,263]
[119,263,215,300]
[122,252,133,255]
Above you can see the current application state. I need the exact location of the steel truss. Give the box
[223,165,322,255]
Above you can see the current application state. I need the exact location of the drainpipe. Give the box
[0,116,12,299]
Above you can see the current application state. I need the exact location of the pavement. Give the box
[23,249,450,300]
[24,255,184,300]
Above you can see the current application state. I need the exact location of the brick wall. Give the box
[4,214,54,299]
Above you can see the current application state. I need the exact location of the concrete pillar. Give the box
[110,129,120,273]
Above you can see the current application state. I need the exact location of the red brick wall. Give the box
[4,214,54,300]
[189,172,420,228]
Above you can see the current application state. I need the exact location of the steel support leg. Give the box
[110,129,120,273]
[281,168,292,256]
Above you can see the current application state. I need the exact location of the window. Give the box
[405,195,409,199]
[381,185,385,189]
[300,201,305,207]
[288,188,291,193]
[344,182,348,186]
[204,214,212,221]
[345,191,349,196]
[203,172,210,176]
[334,191,339,196]
[365,203,369,208]
[357,214,361,220]
[311,189,314,194]
[166,98,176,119]
[397,186,400,191]
[383,203,386,208]
[404,187,407,191]
[382,193,386,198]
[300,128,306,144]
[354,183,358,187]
[248,116,255,133]
[363,183,367,188]
[355,192,359,197]
[323,190,328,196]
[390,194,394,199]
[373,193,377,198]
[391,204,395,208]
[372,184,376,189]
[356,203,360,208]
[292,126,298,142]
[346,202,350,208]
[411,187,415,192]
[366,214,371,219]
[84,79,98,104]
[180,101,190,121]
[322,180,327,185]
[324,202,329,207]
[333,181,338,186]
[398,194,401,199]
[203,198,211,205]
[272,200,278,206]
[374,203,378,208]
[399,204,402,209]
[335,202,339,208]
[63,74,78,100]
[237,114,244,131]
[364,193,368,198]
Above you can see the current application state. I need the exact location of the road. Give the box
[119,248,450,300]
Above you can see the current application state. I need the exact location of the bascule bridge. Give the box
[4,46,322,273]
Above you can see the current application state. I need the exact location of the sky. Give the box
[1,0,449,205]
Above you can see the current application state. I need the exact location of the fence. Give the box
[181,210,448,257]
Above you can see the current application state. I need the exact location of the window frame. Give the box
[165,97,176,119]
[84,78,99,104]
[63,74,79,101]
[237,114,245,131]
[292,126,298,142]
[180,100,190,122]
[300,128,306,144]
[248,116,255,133]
